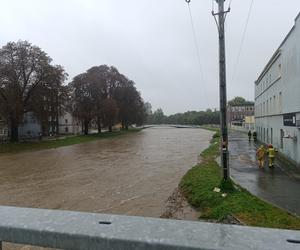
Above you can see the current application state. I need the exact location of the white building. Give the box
[58,111,81,135]
[255,13,300,166]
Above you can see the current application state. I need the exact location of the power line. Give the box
[231,0,254,82]
[186,1,205,85]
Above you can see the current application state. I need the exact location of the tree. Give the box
[147,108,220,125]
[228,96,254,106]
[101,98,118,132]
[147,108,166,124]
[115,83,145,129]
[70,73,94,135]
[31,65,68,135]
[70,65,146,133]
[0,40,64,141]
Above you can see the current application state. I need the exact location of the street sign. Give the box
[283,113,296,127]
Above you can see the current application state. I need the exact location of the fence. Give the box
[0,206,299,250]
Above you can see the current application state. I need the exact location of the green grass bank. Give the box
[180,127,300,230]
[0,129,141,154]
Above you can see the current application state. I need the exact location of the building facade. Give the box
[58,111,80,135]
[227,104,254,127]
[255,13,300,166]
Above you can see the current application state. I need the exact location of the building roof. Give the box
[228,102,254,107]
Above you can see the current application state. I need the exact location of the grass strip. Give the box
[0,129,141,154]
[180,128,300,230]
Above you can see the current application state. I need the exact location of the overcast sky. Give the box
[0,0,299,114]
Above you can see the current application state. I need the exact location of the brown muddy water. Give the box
[0,127,212,218]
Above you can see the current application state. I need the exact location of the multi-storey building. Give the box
[255,13,300,166]
[227,103,254,127]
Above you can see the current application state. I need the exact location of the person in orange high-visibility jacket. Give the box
[267,144,276,168]
[256,145,266,168]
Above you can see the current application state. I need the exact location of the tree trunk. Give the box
[125,124,128,130]
[10,118,19,142]
[121,122,125,130]
[84,121,89,135]
[97,117,101,133]
[108,125,112,132]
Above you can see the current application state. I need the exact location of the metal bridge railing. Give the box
[0,206,299,249]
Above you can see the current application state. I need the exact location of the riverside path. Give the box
[229,130,300,216]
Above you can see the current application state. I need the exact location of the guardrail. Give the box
[0,206,299,249]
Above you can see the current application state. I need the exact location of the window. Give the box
[279,92,282,113]
[279,64,282,77]
[65,119,68,124]
[273,95,276,113]
[65,127,69,133]
[271,128,273,144]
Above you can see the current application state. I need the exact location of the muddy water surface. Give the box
[0,127,212,218]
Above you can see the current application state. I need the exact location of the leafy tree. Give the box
[101,98,118,132]
[115,82,143,130]
[228,96,254,106]
[147,108,166,124]
[70,65,146,133]
[70,73,94,135]
[0,40,65,141]
[147,108,220,125]
[31,65,68,135]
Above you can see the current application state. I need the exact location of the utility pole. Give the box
[213,0,230,180]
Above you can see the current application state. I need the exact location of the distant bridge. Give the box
[142,124,202,129]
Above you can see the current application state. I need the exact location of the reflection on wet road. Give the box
[0,127,212,218]
[229,130,300,216]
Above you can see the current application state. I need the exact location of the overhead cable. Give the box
[186,1,205,85]
[231,0,254,82]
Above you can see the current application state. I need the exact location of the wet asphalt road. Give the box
[229,130,300,216]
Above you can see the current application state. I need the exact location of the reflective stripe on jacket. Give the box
[268,148,275,158]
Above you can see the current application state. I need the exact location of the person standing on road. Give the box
[267,144,276,168]
[253,131,257,142]
[248,130,252,141]
[256,145,266,168]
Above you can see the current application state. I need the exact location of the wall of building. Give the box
[19,112,41,138]
[255,14,300,166]
[58,112,80,135]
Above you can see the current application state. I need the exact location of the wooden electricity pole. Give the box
[213,0,230,180]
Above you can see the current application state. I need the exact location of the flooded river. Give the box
[0,127,212,218]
